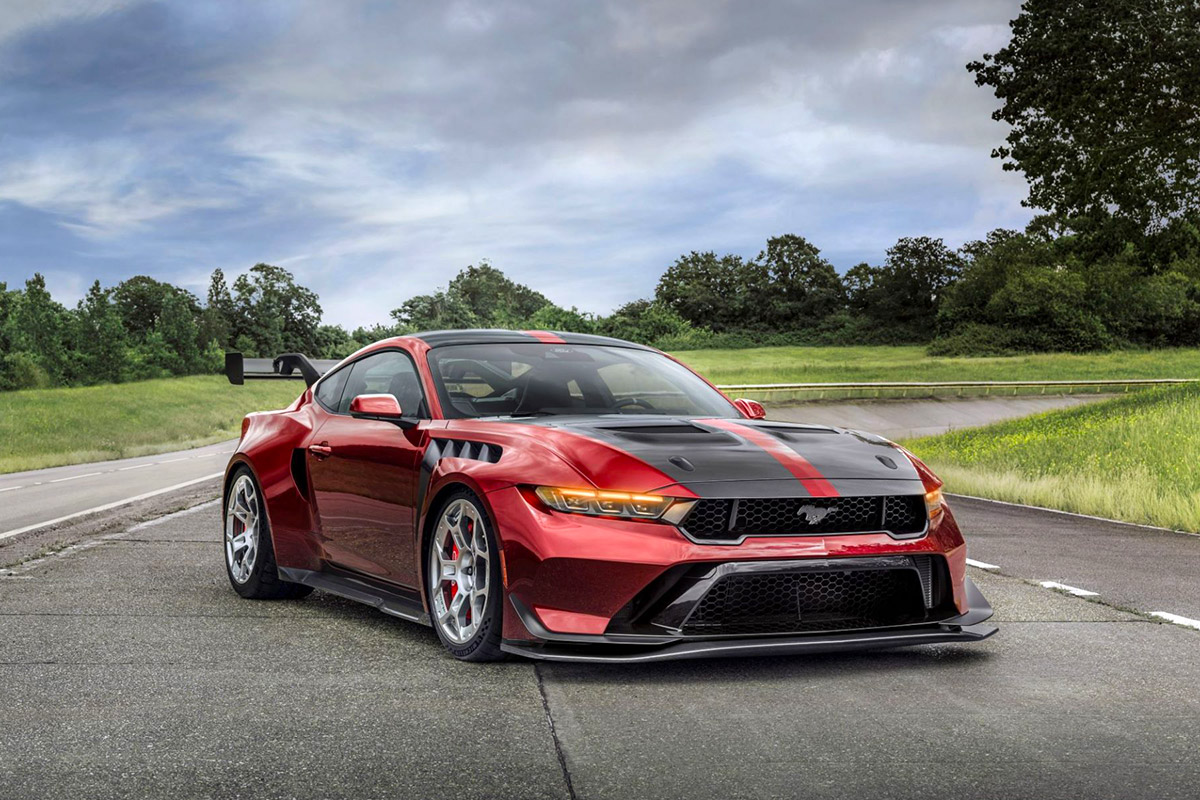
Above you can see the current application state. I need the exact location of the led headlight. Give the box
[534,486,674,520]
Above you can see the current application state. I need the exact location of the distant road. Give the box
[0,441,233,542]
[0,393,1104,545]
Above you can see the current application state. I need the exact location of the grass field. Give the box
[3,345,1200,476]
[904,384,1200,532]
[0,376,302,474]
[674,345,1200,385]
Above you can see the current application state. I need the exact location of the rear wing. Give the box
[224,352,340,388]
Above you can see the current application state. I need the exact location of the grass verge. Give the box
[0,376,303,474]
[903,385,1200,532]
[674,345,1200,385]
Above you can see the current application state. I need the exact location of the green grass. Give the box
[672,345,1200,385]
[0,376,303,474]
[904,384,1200,532]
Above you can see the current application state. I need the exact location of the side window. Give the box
[338,350,428,418]
[314,366,349,411]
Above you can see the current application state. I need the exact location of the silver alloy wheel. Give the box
[225,474,261,584]
[429,498,490,645]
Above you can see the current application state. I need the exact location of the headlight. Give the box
[534,486,675,520]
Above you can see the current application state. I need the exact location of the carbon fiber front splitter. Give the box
[501,578,997,663]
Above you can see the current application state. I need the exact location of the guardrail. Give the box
[714,378,1200,403]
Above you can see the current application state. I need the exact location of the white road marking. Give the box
[118,463,154,471]
[1040,581,1099,597]
[966,558,1000,570]
[0,486,23,493]
[194,453,219,458]
[1150,612,1200,631]
[158,458,187,464]
[48,471,102,483]
[0,472,225,542]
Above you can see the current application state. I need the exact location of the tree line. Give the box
[3,0,1198,389]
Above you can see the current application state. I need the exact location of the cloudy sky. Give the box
[0,0,1029,327]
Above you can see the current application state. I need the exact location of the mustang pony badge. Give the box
[795,504,834,525]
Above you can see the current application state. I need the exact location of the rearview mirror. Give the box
[349,394,415,428]
[733,398,766,419]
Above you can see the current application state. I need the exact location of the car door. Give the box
[306,349,430,588]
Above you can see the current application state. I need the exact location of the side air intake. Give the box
[424,438,503,467]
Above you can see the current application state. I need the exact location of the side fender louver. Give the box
[424,438,503,469]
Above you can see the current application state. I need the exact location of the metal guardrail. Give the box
[715,378,1200,402]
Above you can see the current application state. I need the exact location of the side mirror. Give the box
[733,398,766,420]
[349,394,416,428]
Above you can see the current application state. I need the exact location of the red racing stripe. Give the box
[524,330,567,344]
[699,418,839,497]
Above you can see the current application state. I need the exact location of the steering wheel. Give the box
[614,397,656,412]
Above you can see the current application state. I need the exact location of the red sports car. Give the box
[222,330,996,662]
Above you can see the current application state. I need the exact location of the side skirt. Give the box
[278,566,431,626]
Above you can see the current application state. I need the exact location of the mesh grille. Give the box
[681,496,926,540]
[682,568,926,635]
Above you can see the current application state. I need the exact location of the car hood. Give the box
[518,416,924,498]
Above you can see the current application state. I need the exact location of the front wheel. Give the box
[224,466,312,600]
[426,491,505,661]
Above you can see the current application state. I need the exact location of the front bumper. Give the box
[501,577,997,663]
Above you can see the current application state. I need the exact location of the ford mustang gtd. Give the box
[221,330,996,662]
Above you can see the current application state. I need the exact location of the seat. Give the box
[388,370,424,417]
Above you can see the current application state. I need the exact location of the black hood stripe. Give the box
[696,418,839,497]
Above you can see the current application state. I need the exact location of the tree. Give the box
[155,290,203,374]
[199,268,234,349]
[655,252,751,332]
[968,0,1200,236]
[230,264,323,356]
[753,234,845,330]
[112,276,198,342]
[72,281,129,384]
[391,289,480,330]
[13,274,70,383]
[448,262,551,323]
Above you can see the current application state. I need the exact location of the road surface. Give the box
[0,497,1196,799]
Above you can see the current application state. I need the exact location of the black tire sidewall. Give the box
[224,465,299,599]
[425,490,505,660]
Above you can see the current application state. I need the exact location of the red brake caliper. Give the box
[449,541,459,601]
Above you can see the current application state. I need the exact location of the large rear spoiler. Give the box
[224,352,341,388]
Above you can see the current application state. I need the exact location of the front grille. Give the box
[682,567,926,635]
[681,495,926,540]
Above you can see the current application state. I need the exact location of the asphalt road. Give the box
[1,498,1197,799]
[0,441,233,542]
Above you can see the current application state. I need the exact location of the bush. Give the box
[0,351,53,390]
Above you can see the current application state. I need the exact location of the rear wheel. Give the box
[426,491,505,661]
[224,467,311,600]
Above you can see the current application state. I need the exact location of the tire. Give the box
[224,466,312,600]
[425,489,506,661]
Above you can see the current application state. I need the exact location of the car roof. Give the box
[409,329,656,351]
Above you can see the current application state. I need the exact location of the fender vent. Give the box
[426,438,502,466]
[290,448,309,499]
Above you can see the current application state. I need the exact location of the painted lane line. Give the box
[1150,612,1200,631]
[118,463,154,471]
[0,472,225,542]
[0,486,23,493]
[966,558,1000,570]
[194,453,219,459]
[48,472,102,484]
[1040,581,1099,597]
[158,458,187,464]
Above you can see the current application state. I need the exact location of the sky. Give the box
[0,0,1031,328]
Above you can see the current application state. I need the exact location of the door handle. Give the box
[308,443,333,459]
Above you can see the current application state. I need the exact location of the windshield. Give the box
[427,343,737,419]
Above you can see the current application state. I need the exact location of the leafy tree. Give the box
[522,305,595,334]
[968,0,1200,236]
[199,268,234,350]
[655,252,751,332]
[598,299,709,346]
[72,281,129,384]
[230,264,322,356]
[13,274,70,383]
[448,262,552,323]
[315,324,357,359]
[156,290,203,374]
[112,276,198,342]
[752,234,845,330]
[391,289,480,331]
